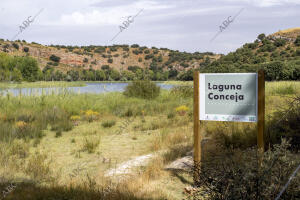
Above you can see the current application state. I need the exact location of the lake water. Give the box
[0,82,175,96]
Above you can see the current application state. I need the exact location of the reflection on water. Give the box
[0,82,175,96]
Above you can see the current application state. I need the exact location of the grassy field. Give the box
[0,81,299,200]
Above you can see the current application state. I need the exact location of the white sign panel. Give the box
[199,73,258,122]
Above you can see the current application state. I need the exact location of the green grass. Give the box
[266,81,300,95]
[101,120,116,128]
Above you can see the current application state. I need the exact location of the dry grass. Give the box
[0,81,299,199]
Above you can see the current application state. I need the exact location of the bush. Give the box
[12,43,19,50]
[267,95,300,151]
[107,58,113,63]
[81,137,100,154]
[171,85,193,98]
[294,36,300,46]
[131,44,139,48]
[101,65,110,70]
[49,55,61,63]
[123,80,160,99]
[101,120,116,128]
[190,139,300,200]
[23,47,29,52]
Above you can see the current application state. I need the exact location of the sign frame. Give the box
[199,72,258,123]
[193,70,265,182]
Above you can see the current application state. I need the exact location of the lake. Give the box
[0,82,175,96]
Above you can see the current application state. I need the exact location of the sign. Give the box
[193,71,265,183]
[199,73,257,122]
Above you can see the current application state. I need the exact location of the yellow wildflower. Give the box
[16,121,27,129]
[70,115,81,121]
[175,105,189,116]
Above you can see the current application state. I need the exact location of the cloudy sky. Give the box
[0,0,299,54]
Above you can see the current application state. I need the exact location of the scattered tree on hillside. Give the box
[49,55,61,63]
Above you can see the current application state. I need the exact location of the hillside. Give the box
[203,28,300,81]
[0,27,299,82]
[0,40,219,81]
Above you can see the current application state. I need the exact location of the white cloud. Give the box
[57,0,173,26]
[222,0,300,7]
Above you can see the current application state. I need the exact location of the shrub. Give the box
[167,112,175,119]
[189,139,300,200]
[12,43,19,50]
[132,49,139,55]
[101,120,116,128]
[49,55,61,63]
[294,35,300,46]
[83,110,99,122]
[267,95,300,151]
[107,58,113,63]
[55,131,62,138]
[9,140,29,158]
[70,115,81,121]
[175,105,189,116]
[171,85,193,98]
[81,137,100,154]
[131,44,139,48]
[23,47,29,52]
[123,80,160,99]
[25,151,51,181]
[101,65,110,70]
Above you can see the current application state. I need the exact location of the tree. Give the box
[109,69,120,80]
[11,68,22,82]
[23,47,29,52]
[121,70,134,81]
[107,58,113,63]
[16,56,41,81]
[49,55,61,63]
[95,70,106,81]
[263,61,285,81]
[12,43,19,50]
[101,65,110,70]
[131,44,139,48]
[258,33,266,41]
[294,35,300,46]
[274,38,286,47]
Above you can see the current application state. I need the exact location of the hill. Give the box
[203,28,300,81]
[0,40,219,81]
[0,27,299,82]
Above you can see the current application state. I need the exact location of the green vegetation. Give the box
[49,54,61,63]
[101,120,116,128]
[3,33,299,82]
[124,80,161,99]
[201,34,300,81]
[0,52,41,82]
[190,140,299,200]
[0,81,299,200]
